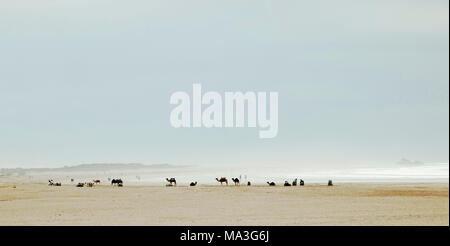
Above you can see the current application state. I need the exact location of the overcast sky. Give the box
[0,0,448,168]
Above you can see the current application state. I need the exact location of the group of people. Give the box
[283,178,306,186]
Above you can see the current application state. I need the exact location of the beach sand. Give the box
[0,181,448,226]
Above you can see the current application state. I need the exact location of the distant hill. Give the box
[0,163,179,175]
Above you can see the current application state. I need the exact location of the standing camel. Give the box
[166,178,176,186]
[111,179,123,186]
[216,177,228,185]
[231,178,240,186]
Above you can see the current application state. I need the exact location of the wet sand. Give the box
[0,182,448,225]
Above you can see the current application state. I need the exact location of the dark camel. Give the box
[328,180,333,186]
[284,181,292,186]
[166,178,176,186]
[231,178,240,186]
[111,179,123,186]
[48,180,61,186]
[216,177,228,185]
[190,182,197,186]
[267,182,276,186]
[300,179,305,186]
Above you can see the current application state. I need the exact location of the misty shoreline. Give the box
[1,162,448,184]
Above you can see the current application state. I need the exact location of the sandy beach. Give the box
[0,181,448,226]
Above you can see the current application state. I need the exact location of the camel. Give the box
[48,180,61,186]
[247,181,251,186]
[86,182,94,187]
[190,182,197,187]
[166,178,177,186]
[111,179,123,186]
[284,181,292,186]
[231,178,240,186]
[216,177,228,185]
[93,180,101,184]
[76,182,84,187]
[300,179,305,186]
[292,178,298,186]
[328,180,333,186]
[267,182,276,186]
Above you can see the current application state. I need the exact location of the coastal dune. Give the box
[0,182,448,226]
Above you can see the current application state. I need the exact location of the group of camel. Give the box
[48,178,123,187]
[76,178,123,187]
[214,177,250,186]
[266,179,333,186]
[48,180,61,186]
[166,178,198,187]
[166,177,246,186]
[165,177,333,186]
[49,177,334,187]
[74,179,103,187]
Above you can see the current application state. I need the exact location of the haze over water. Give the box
[70,163,448,185]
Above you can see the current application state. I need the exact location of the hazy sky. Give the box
[0,0,448,168]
